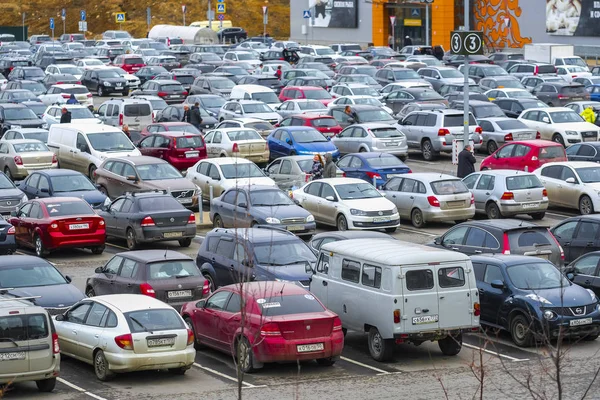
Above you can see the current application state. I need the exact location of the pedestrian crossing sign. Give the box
[217,4,226,13]
[116,13,126,23]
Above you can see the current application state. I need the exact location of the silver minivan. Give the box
[309,239,480,361]
[95,99,153,131]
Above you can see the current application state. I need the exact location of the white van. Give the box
[47,124,141,178]
[309,239,480,361]
[229,84,281,110]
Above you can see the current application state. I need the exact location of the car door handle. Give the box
[94,334,99,338]
[478,288,485,294]
[586,280,592,285]
[451,247,459,251]
[587,242,595,246]
[322,281,328,286]
[230,265,235,270]
[564,242,571,246]
[109,280,115,284]
[126,283,132,287]
[485,192,490,195]
[72,330,77,335]
[422,308,429,313]
[410,196,414,199]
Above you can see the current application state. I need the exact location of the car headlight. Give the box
[391,207,398,214]
[21,194,27,203]
[587,289,598,303]
[565,130,578,136]
[104,81,112,86]
[526,293,552,305]
[10,125,21,129]
[350,208,368,216]
[306,214,315,223]
[265,217,281,224]
[41,123,48,129]
[103,197,111,206]
[543,310,557,321]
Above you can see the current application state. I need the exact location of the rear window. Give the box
[176,136,204,148]
[138,196,184,212]
[406,269,434,291]
[537,65,557,74]
[370,127,403,138]
[497,120,528,130]
[125,309,185,333]
[64,87,90,94]
[124,104,152,117]
[430,180,469,195]
[365,155,404,168]
[161,84,185,92]
[561,86,587,96]
[505,175,543,190]
[257,294,325,317]
[538,146,566,159]
[45,201,94,216]
[0,314,49,341]
[438,267,465,288]
[508,229,552,248]
[147,260,200,279]
[257,78,280,86]
[246,121,274,131]
[311,118,337,127]
[226,130,262,141]
[443,114,477,127]
[174,75,194,84]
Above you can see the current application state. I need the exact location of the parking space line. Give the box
[192,362,258,388]
[340,356,392,375]
[462,343,529,362]
[106,243,129,251]
[398,227,438,237]
[57,377,108,400]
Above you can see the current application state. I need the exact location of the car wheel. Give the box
[454,220,468,224]
[385,227,396,233]
[178,238,192,247]
[98,185,109,196]
[530,212,545,220]
[184,316,204,350]
[91,245,105,255]
[88,165,97,179]
[316,357,336,366]
[510,314,534,347]
[85,287,95,297]
[359,147,367,152]
[421,139,436,161]
[3,167,12,181]
[336,214,348,231]
[169,367,189,375]
[584,333,600,341]
[35,378,56,392]
[438,333,462,356]
[97,86,104,97]
[236,337,256,373]
[213,214,224,228]
[123,89,129,97]
[485,202,502,219]
[34,235,47,258]
[203,273,217,291]
[126,228,138,250]
[579,195,594,215]
[487,140,498,155]
[411,208,424,228]
[94,350,115,381]
[367,327,394,362]
[552,133,565,147]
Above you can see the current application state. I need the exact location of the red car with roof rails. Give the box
[480,140,567,172]
[279,86,333,106]
[111,54,146,74]
[137,131,207,171]
[276,114,342,137]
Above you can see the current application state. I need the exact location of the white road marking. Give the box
[57,377,108,400]
[546,211,576,219]
[192,362,257,387]
[106,243,129,251]
[196,235,205,239]
[462,343,529,362]
[398,227,438,237]
[340,356,391,375]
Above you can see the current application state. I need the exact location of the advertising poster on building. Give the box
[546,0,600,36]
[309,0,358,28]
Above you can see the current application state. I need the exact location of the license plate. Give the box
[178,198,193,204]
[585,137,597,142]
[0,351,25,361]
[167,290,192,298]
[570,317,592,327]
[521,202,540,209]
[517,134,530,139]
[572,97,583,101]
[287,225,303,231]
[297,343,324,353]
[147,337,176,347]
[387,174,404,178]
[373,217,390,223]
[412,315,439,325]
[163,231,183,238]
[534,253,550,260]
[186,152,199,158]
[447,200,465,208]
[69,223,89,230]
[385,142,399,147]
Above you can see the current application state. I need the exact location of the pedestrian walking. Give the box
[274,65,282,80]
[457,144,476,178]
[122,124,131,139]
[60,107,71,123]
[190,102,203,131]
[581,106,596,124]
[182,104,191,123]
[388,34,394,50]
[404,35,413,46]
[254,63,264,75]
[311,154,324,180]
[66,94,78,104]
[323,153,336,178]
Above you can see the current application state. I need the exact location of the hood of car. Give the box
[52,190,107,206]
[256,262,311,282]
[295,140,338,153]
[252,204,312,220]
[142,178,196,191]
[73,117,102,124]
[223,177,276,189]
[8,283,85,308]
[7,119,44,128]
[100,77,127,84]
[520,283,597,308]
[556,122,599,131]
[0,187,25,199]
[342,196,396,212]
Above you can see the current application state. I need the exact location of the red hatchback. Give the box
[480,140,567,172]
[181,281,344,372]
[112,54,146,74]
[138,131,207,171]
[277,114,342,137]
[279,86,333,106]
[140,122,202,138]
[9,197,106,257]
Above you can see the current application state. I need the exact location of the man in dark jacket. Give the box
[182,105,191,123]
[190,102,203,130]
[60,107,71,123]
[323,153,336,178]
[457,144,476,178]
[404,36,413,46]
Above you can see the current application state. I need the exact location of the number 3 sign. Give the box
[450,31,483,56]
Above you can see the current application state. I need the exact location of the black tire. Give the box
[98,86,104,97]
[184,316,204,350]
[316,357,336,366]
[178,238,192,247]
[99,185,109,197]
[359,147,367,152]
[3,167,12,181]
[530,212,545,220]
[123,89,129,97]
[34,234,47,258]
[485,202,502,219]
[454,219,468,224]
[94,350,115,381]
[584,333,600,341]
[399,155,408,162]
[91,245,105,255]
[421,139,436,161]
[487,140,498,155]
[203,272,217,291]
[35,378,56,392]
[213,214,224,228]
[510,314,534,347]
[126,228,138,250]
[86,287,95,297]
[552,133,565,147]
[579,195,594,215]
[341,328,348,337]
[385,227,397,233]
[367,327,394,362]
[169,367,189,375]
[438,334,462,356]
[411,208,424,228]
[236,337,256,373]
[336,214,348,231]
[88,164,97,180]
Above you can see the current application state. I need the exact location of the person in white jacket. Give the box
[253,63,264,75]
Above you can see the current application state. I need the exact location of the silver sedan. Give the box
[0,139,57,180]
[381,173,475,228]
[462,170,548,219]
[276,100,328,118]
[478,118,538,154]
[332,123,408,161]
[265,155,344,190]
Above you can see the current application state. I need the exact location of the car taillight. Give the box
[438,128,450,136]
[118,113,123,126]
[52,332,60,354]
[61,94,70,98]
[157,91,168,97]
[504,133,513,141]
[393,309,400,324]
[536,131,541,139]
[76,81,81,84]
[502,232,511,255]
[474,302,481,317]
[87,93,93,98]
[99,219,105,226]
[572,75,577,78]
[232,143,239,153]
[534,65,539,75]
[557,94,566,99]
[333,316,342,331]
[188,213,196,224]
[140,282,156,297]
[7,226,15,234]
[427,196,440,207]
[114,333,134,350]
[14,156,22,165]
[471,193,474,205]
[182,91,188,96]
[500,191,514,200]
[549,228,565,261]
[56,81,64,84]
[141,216,155,226]
[260,322,281,336]
[49,222,59,231]
[52,154,58,163]
[365,171,381,179]
[542,188,548,197]
[202,279,210,296]
[186,328,195,346]
[475,126,483,134]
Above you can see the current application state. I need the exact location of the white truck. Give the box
[523,43,588,70]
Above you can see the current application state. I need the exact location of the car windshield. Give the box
[148,260,200,279]
[257,294,325,316]
[444,114,477,126]
[335,183,381,200]
[21,82,45,93]
[575,167,600,183]
[24,69,44,78]
[473,105,505,118]
[365,155,404,168]
[497,120,529,130]
[506,175,544,190]
[440,69,463,78]
[227,129,262,141]
[242,103,272,113]
[70,108,95,119]
[212,79,235,89]
[10,91,35,99]
[521,100,548,108]
[25,103,47,116]
[506,262,569,290]
[59,66,82,75]
[496,79,524,88]
[198,96,226,108]
[0,263,68,288]
[291,129,327,143]
[97,70,121,79]
[392,69,420,79]
[87,131,134,152]
[508,90,535,98]
[236,53,256,61]
[13,142,48,153]
[245,121,274,131]
[125,309,184,333]
[252,92,279,104]
[51,175,95,192]
[370,127,403,138]
[84,59,103,66]
[353,87,379,96]
[174,124,200,134]
[417,90,443,100]
[311,118,337,127]
[549,111,584,123]
[147,98,168,110]
[253,240,315,265]
[201,53,220,61]
[303,89,332,100]
[307,70,329,79]
[224,67,248,75]
[297,100,326,110]
[430,180,469,194]
[357,109,396,122]
[0,173,14,189]
[250,189,294,206]
[563,58,587,68]
[138,195,183,211]
[4,108,38,120]
[315,48,335,56]
[136,163,182,180]
[221,163,264,179]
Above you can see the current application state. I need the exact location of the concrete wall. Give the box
[290,0,373,46]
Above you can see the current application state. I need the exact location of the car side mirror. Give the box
[65,275,72,283]
[196,299,206,308]
[242,259,251,267]
[94,267,104,273]
[10,211,16,217]
[285,138,292,144]
[55,314,65,321]
[238,203,247,208]
[542,117,550,124]
[490,279,505,290]
[305,262,315,274]
[433,236,441,245]
[566,177,576,184]
[40,187,49,193]
[325,195,335,202]
[566,272,575,281]
[94,113,100,118]
[126,175,138,182]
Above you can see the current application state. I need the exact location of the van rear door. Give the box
[25,311,55,373]
[436,262,477,329]
[401,265,440,332]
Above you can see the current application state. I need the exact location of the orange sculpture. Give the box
[473,0,532,49]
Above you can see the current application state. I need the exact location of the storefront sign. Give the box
[546,0,600,36]
[404,18,422,27]
[309,0,358,28]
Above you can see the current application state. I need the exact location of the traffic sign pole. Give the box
[62,9,66,36]
[463,1,469,152]
[262,6,268,39]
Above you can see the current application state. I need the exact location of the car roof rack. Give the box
[0,288,41,304]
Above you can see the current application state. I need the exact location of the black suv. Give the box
[0,103,44,134]
[493,98,550,119]
[196,227,316,290]
[81,68,128,97]
[0,58,31,77]
[551,215,600,264]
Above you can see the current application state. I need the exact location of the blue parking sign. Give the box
[80,10,86,21]
[49,18,55,29]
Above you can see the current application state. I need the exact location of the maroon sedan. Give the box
[140,122,202,138]
[138,131,207,171]
[277,114,342,137]
[181,281,344,372]
[9,197,106,257]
